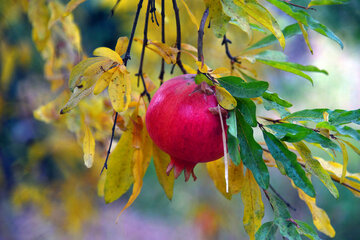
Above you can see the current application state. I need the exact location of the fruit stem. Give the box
[218,104,229,193]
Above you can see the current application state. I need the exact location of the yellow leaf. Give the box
[337,140,348,183]
[215,86,237,110]
[182,64,197,74]
[296,183,335,237]
[97,172,106,197]
[81,59,113,89]
[108,69,131,112]
[93,47,123,64]
[60,85,94,114]
[152,143,174,200]
[180,0,199,29]
[298,22,313,54]
[241,169,264,240]
[104,123,135,203]
[64,0,87,17]
[341,139,360,156]
[1,45,16,90]
[234,0,285,49]
[117,125,153,216]
[93,68,116,95]
[181,43,198,53]
[47,1,64,28]
[115,37,129,56]
[134,38,179,64]
[207,159,244,199]
[28,0,50,51]
[83,124,95,168]
[212,67,230,75]
[61,13,82,52]
[316,157,360,197]
[69,57,108,91]
[195,61,209,73]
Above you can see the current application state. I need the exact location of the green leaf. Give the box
[266,0,309,24]
[266,191,301,240]
[250,23,267,34]
[221,0,251,36]
[295,220,322,240]
[219,77,269,98]
[308,0,349,7]
[283,108,329,123]
[263,99,290,118]
[236,111,269,189]
[206,0,230,38]
[336,126,360,141]
[255,221,278,240]
[194,73,213,85]
[262,130,315,197]
[267,123,340,151]
[262,91,292,108]
[328,109,360,125]
[227,110,241,165]
[234,0,285,48]
[316,121,337,131]
[293,142,339,198]
[236,98,257,127]
[247,23,302,51]
[255,50,288,62]
[257,59,328,85]
[307,15,344,49]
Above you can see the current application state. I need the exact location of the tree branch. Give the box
[136,0,152,102]
[102,0,144,174]
[158,0,165,85]
[270,184,296,211]
[172,0,187,74]
[222,35,241,67]
[197,8,209,63]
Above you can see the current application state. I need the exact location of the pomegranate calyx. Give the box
[166,157,197,182]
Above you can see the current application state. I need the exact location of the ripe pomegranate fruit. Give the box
[145,74,227,181]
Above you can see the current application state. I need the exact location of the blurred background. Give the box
[0,0,359,239]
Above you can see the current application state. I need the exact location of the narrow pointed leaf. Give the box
[262,91,292,108]
[263,130,315,197]
[236,98,257,127]
[255,221,278,240]
[293,142,339,198]
[283,108,329,123]
[93,47,123,64]
[308,0,349,7]
[236,111,269,189]
[83,124,95,168]
[337,140,348,183]
[241,169,265,240]
[152,143,174,200]
[294,220,322,240]
[219,78,269,98]
[247,23,301,51]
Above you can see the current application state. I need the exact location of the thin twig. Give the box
[270,184,297,211]
[158,0,165,85]
[102,0,144,174]
[197,8,209,63]
[172,0,187,74]
[149,0,159,26]
[136,0,152,102]
[222,35,241,67]
[283,0,316,11]
[123,0,145,65]
[263,190,274,211]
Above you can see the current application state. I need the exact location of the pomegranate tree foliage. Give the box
[3,0,359,239]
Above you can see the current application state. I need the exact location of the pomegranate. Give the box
[145,74,227,181]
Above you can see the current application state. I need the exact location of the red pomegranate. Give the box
[145,74,227,181]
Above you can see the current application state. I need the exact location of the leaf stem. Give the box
[172,0,187,74]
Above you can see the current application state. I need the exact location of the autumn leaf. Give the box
[104,122,136,203]
[294,182,336,237]
[83,123,95,168]
[207,159,244,199]
[215,86,237,110]
[108,69,131,112]
[152,143,175,200]
[241,169,264,240]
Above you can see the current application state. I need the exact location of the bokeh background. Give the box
[0,0,359,239]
